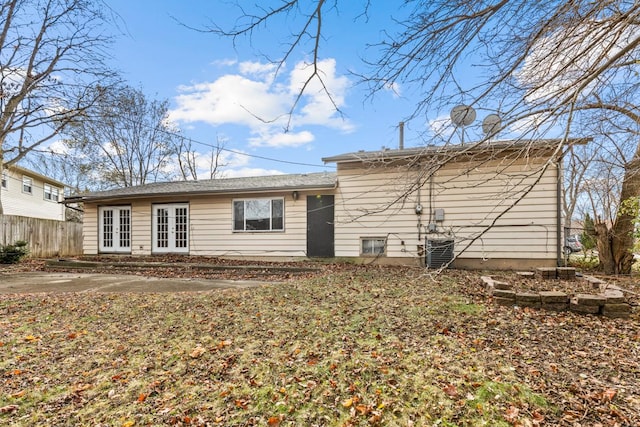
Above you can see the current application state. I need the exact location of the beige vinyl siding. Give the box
[1,168,65,220]
[132,201,152,255]
[334,156,558,262]
[84,192,307,256]
[189,192,307,257]
[83,204,98,254]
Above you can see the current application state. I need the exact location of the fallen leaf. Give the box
[532,410,545,425]
[189,345,206,358]
[73,383,92,393]
[342,398,353,408]
[602,388,616,402]
[505,405,520,422]
[0,404,19,414]
[443,384,458,398]
[234,399,248,409]
[267,415,281,426]
[355,404,370,415]
[218,340,232,349]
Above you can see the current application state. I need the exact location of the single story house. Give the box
[65,139,584,269]
[1,164,66,221]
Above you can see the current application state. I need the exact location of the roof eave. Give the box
[64,182,337,204]
[322,138,591,164]
[5,164,69,188]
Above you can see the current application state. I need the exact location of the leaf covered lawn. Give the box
[1,265,639,426]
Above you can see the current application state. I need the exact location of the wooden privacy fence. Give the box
[0,214,83,258]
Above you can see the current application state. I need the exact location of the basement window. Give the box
[361,237,386,256]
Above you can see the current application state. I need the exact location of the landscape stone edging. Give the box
[481,269,633,319]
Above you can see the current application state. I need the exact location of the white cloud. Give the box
[211,58,238,68]
[248,130,314,148]
[384,81,401,98]
[238,61,277,81]
[222,167,285,178]
[169,58,354,148]
[172,75,288,127]
[427,114,455,139]
[45,139,71,155]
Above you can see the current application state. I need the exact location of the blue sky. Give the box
[102,0,439,178]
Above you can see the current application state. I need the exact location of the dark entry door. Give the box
[307,195,334,257]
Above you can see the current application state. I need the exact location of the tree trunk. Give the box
[594,157,640,274]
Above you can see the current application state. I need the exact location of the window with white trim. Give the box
[361,237,387,256]
[1,172,6,189]
[44,183,59,202]
[22,176,32,194]
[233,198,284,231]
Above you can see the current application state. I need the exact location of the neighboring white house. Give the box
[65,139,586,269]
[1,164,66,221]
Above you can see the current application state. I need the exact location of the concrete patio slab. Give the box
[0,272,266,294]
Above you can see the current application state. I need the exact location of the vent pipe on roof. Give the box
[399,121,405,150]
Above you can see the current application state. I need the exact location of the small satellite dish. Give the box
[450,105,476,127]
[482,114,501,136]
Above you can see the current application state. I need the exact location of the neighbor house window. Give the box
[361,237,386,256]
[1,172,6,189]
[22,176,32,194]
[233,198,284,231]
[44,184,59,202]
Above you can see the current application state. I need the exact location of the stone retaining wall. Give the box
[481,267,632,319]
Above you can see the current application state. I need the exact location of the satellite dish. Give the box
[482,114,501,136]
[450,105,476,127]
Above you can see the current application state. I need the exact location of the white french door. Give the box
[152,203,189,253]
[99,206,131,253]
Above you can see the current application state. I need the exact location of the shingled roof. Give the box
[322,138,589,163]
[65,172,337,203]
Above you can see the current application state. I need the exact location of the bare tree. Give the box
[62,85,179,189]
[212,1,640,273]
[571,103,640,273]
[175,136,227,181]
[0,0,117,213]
[563,143,598,231]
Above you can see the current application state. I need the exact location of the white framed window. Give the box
[361,237,387,256]
[233,198,284,231]
[1,172,6,189]
[44,184,60,202]
[22,176,32,194]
